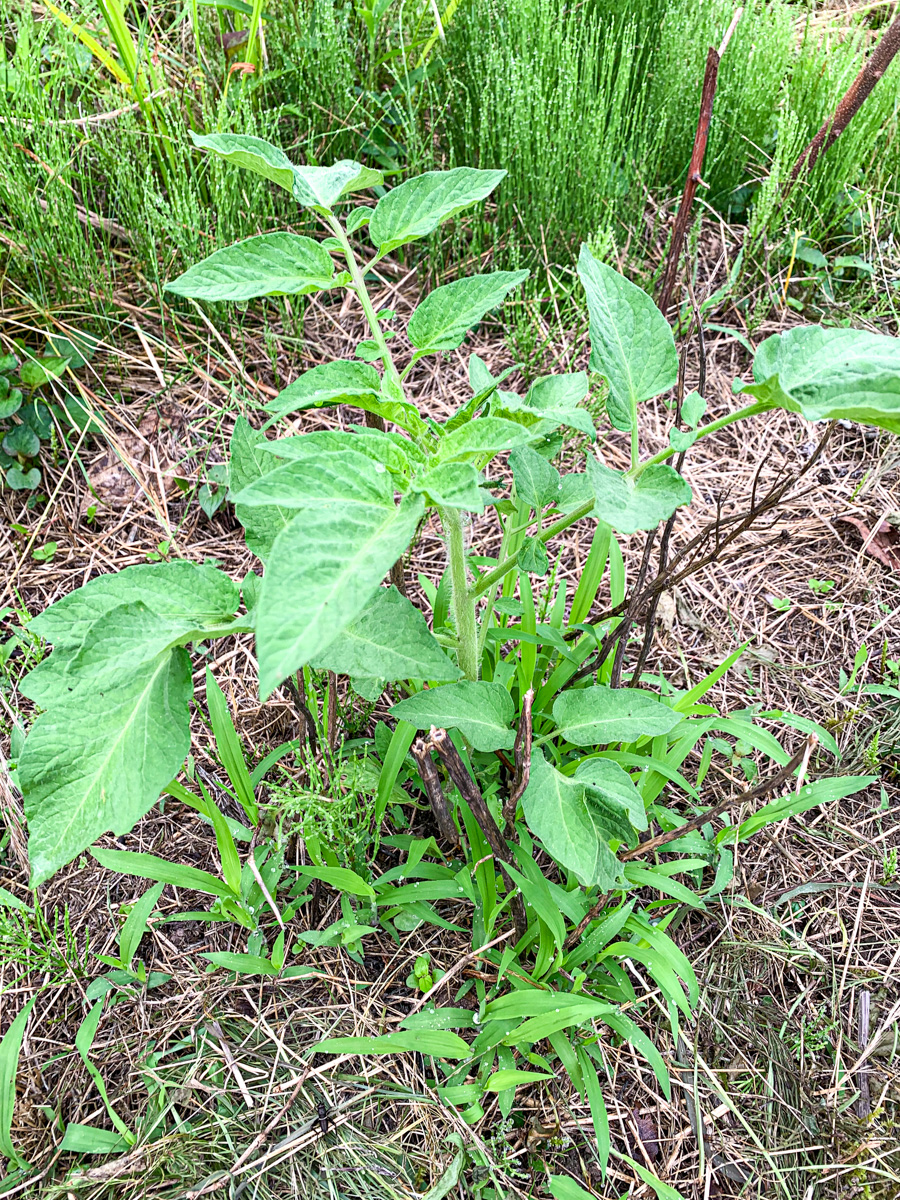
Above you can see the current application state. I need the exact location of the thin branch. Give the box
[428,728,528,941]
[618,736,816,861]
[789,15,900,185]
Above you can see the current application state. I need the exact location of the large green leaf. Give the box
[552,685,682,745]
[230,417,294,560]
[256,494,423,696]
[408,271,529,353]
[744,325,900,435]
[510,445,560,511]
[412,462,489,510]
[230,447,394,508]
[264,361,381,418]
[577,244,678,431]
[21,650,193,886]
[575,758,647,831]
[587,457,691,534]
[190,132,381,208]
[21,602,216,707]
[28,561,238,649]
[265,428,418,477]
[390,680,515,750]
[312,586,460,683]
[436,417,533,461]
[263,362,425,436]
[165,234,336,302]
[521,751,627,888]
[369,167,506,254]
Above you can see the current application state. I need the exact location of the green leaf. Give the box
[291,865,376,897]
[91,847,236,897]
[613,1154,686,1200]
[230,447,394,508]
[190,132,381,208]
[484,1069,552,1091]
[28,560,239,649]
[256,494,424,696]
[346,206,373,233]
[369,167,507,254]
[521,751,626,888]
[587,457,691,534]
[205,668,257,822]
[577,244,678,431]
[21,601,216,707]
[681,391,706,428]
[59,1124,129,1155]
[264,427,419,476]
[118,881,165,969]
[0,389,22,420]
[510,445,560,511]
[165,234,335,302]
[408,271,529,353]
[312,586,460,683]
[5,466,40,490]
[0,996,37,1168]
[436,417,533,461]
[230,417,294,560]
[201,952,279,975]
[552,685,682,745]
[499,373,596,441]
[19,357,68,388]
[263,360,381,419]
[21,651,193,886]
[412,461,488,510]
[548,1174,595,1200]
[574,758,647,830]
[3,425,40,458]
[315,1030,470,1058]
[744,325,900,435]
[518,537,549,576]
[390,680,515,750]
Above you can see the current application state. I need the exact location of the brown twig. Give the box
[503,687,533,828]
[657,10,742,314]
[427,727,528,941]
[410,739,458,845]
[618,735,815,861]
[789,15,900,186]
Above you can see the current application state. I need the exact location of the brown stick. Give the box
[618,735,816,861]
[789,16,900,185]
[657,12,741,314]
[428,727,529,941]
[410,739,458,845]
[503,687,533,828]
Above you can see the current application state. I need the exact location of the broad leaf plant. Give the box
[10,134,895,1159]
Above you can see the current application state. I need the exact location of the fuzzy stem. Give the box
[442,505,479,681]
[469,500,595,600]
[326,213,404,394]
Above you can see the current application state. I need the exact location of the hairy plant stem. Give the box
[326,214,404,395]
[442,505,479,681]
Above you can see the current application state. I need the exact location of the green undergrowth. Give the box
[1,0,899,322]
